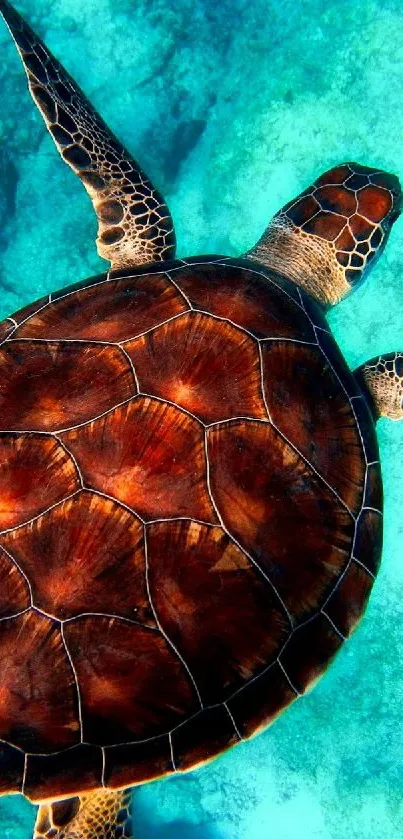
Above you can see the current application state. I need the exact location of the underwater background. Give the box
[0,0,403,836]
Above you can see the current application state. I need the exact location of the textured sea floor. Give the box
[0,0,403,837]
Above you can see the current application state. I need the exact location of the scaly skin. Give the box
[0,0,176,270]
[355,352,403,420]
[34,789,133,839]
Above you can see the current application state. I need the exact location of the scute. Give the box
[0,257,381,799]
[171,260,316,341]
[62,615,199,746]
[17,273,188,342]
[0,546,30,617]
[24,745,103,803]
[0,611,80,753]
[0,433,80,529]
[0,341,136,432]
[207,419,354,622]
[227,661,297,740]
[60,398,217,523]
[261,341,366,512]
[280,612,344,695]
[104,736,172,791]
[147,520,290,703]
[1,491,153,623]
[125,311,268,423]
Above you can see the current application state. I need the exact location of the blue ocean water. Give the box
[0,0,402,837]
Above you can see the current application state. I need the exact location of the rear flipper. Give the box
[34,788,133,838]
[355,352,403,420]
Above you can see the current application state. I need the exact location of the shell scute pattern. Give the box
[103,735,172,790]
[25,745,103,802]
[0,434,80,530]
[60,400,217,524]
[1,492,153,624]
[62,616,199,747]
[125,311,268,424]
[0,341,136,432]
[0,611,81,753]
[19,273,188,342]
[0,545,30,616]
[169,261,316,341]
[8,293,50,328]
[0,258,382,798]
[207,419,355,623]
[146,520,290,704]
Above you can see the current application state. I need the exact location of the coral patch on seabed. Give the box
[0,0,403,837]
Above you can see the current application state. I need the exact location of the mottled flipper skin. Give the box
[0,0,176,269]
[34,789,132,838]
[355,352,403,420]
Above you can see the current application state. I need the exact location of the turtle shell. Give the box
[0,256,382,802]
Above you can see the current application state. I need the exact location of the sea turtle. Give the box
[0,1,401,838]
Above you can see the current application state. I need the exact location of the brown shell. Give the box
[0,257,382,802]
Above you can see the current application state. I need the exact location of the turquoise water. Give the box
[0,0,403,836]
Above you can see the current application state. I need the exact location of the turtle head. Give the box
[247,163,402,307]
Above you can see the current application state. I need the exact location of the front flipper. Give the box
[355,352,403,421]
[34,788,133,839]
[0,0,176,270]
